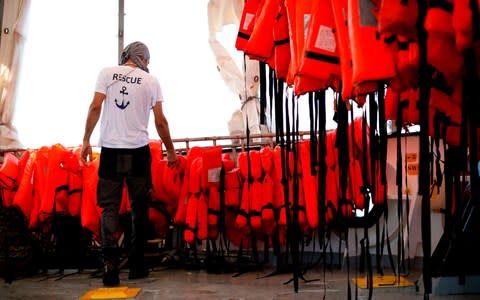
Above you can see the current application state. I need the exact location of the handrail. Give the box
[0,131,315,155]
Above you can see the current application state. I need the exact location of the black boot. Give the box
[102,247,120,286]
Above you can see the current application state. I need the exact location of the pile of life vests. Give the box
[235,0,480,147]
[0,125,385,249]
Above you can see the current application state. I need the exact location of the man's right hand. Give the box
[80,142,93,164]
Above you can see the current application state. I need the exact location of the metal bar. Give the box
[118,0,124,64]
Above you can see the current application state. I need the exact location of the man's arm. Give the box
[152,101,178,167]
[81,92,105,163]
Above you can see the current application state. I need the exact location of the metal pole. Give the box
[118,0,124,64]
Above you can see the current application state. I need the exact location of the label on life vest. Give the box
[243,13,255,30]
[304,14,311,40]
[208,167,222,183]
[407,163,419,175]
[315,25,336,53]
[405,152,417,163]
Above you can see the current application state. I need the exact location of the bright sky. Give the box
[13,0,347,150]
[13,0,242,149]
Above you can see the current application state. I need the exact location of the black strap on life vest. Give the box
[308,92,318,174]
[269,68,275,131]
[367,91,385,277]
[464,5,480,209]
[290,91,301,292]
[418,0,433,295]
[471,0,480,42]
[333,84,352,300]
[395,90,408,279]
[317,89,328,297]
[373,83,397,278]
[361,105,373,300]
[259,61,267,125]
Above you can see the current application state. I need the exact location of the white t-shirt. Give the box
[94,65,163,148]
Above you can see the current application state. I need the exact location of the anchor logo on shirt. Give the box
[115,86,130,110]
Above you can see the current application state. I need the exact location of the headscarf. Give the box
[120,41,150,73]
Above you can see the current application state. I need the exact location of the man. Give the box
[80,41,178,286]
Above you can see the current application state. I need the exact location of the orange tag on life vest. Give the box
[407,163,419,175]
[405,152,417,163]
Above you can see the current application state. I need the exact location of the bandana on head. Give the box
[120,41,150,73]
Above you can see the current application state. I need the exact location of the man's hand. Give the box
[80,142,93,164]
[166,150,178,168]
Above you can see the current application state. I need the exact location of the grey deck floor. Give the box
[1,266,480,300]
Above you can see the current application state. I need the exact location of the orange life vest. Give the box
[202,146,223,189]
[28,147,49,229]
[173,146,203,225]
[197,191,209,241]
[183,156,203,244]
[348,0,396,95]
[298,140,319,229]
[244,0,276,62]
[0,152,19,207]
[385,86,420,126]
[297,0,341,90]
[184,193,198,244]
[207,185,221,240]
[224,167,242,207]
[235,151,251,233]
[248,150,264,231]
[0,152,18,190]
[3,151,31,208]
[425,0,464,86]
[259,146,275,234]
[236,0,264,52]
[452,0,474,52]
[160,155,186,214]
[377,0,418,39]
[331,0,355,100]
[67,171,83,217]
[271,0,291,80]
[272,145,296,226]
[66,147,83,217]
[81,154,102,240]
[428,82,463,146]
[388,36,420,92]
[148,206,170,239]
[286,0,326,94]
[12,151,35,221]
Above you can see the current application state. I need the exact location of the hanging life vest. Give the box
[425,0,464,86]
[388,36,420,92]
[298,140,319,229]
[81,154,102,241]
[288,0,327,95]
[12,151,35,221]
[348,0,396,96]
[174,146,203,225]
[184,156,203,244]
[297,0,341,90]
[202,146,223,189]
[0,152,19,190]
[65,147,83,217]
[271,0,291,81]
[385,86,420,127]
[243,0,276,62]
[236,0,264,52]
[377,0,418,38]
[235,151,251,233]
[452,0,475,52]
[3,151,31,208]
[260,146,275,234]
